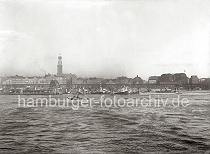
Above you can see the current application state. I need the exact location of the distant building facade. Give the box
[159,73,174,84]
[132,75,143,84]
[148,76,160,84]
[2,75,66,86]
[189,75,200,84]
[173,73,189,85]
[158,73,189,85]
[200,78,210,89]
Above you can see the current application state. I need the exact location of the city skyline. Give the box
[0,54,208,81]
[0,1,210,154]
[0,0,210,78]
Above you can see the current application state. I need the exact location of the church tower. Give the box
[57,54,63,76]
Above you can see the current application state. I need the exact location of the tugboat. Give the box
[155,88,173,93]
[91,86,103,94]
[114,86,129,95]
[174,88,182,94]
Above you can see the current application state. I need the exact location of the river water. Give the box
[0,91,210,153]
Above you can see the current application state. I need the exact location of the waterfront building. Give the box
[159,73,175,84]
[200,78,210,89]
[148,76,160,84]
[155,73,189,85]
[189,75,200,84]
[173,73,189,85]
[1,75,66,90]
[72,77,104,85]
[200,78,210,84]
[132,75,143,84]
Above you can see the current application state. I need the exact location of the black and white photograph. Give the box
[0,0,210,153]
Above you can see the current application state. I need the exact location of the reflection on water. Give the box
[0,91,210,153]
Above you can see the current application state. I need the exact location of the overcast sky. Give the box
[0,0,210,79]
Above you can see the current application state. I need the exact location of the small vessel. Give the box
[174,88,182,94]
[114,86,129,95]
[67,93,80,100]
[155,88,172,93]
[67,93,90,100]
[175,91,182,94]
